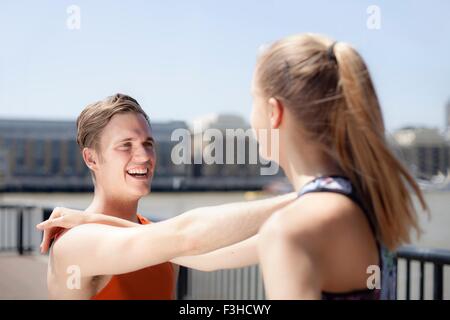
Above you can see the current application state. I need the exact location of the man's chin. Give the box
[123,179,152,198]
[133,185,151,198]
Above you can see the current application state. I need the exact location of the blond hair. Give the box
[76,93,150,151]
[256,34,428,250]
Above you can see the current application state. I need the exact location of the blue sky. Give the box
[0,0,449,132]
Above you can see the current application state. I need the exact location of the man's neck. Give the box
[86,189,140,223]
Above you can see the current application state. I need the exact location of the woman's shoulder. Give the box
[260,192,377,264]
[260,191,379,291]
[263,191,363,237]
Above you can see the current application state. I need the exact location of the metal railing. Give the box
[177,265,266,300]
[1,204,449,300]
[0,204,44,255]
[178,247,450,300]
[396,246,450,300]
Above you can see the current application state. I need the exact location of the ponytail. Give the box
[331,42,428,250]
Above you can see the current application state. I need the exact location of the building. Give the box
[446,100,450,139]
[0,119,193,191]
[0,116,280,191]
[151,120,192,189]
[392,127,449,179]
[0,119,89,191]
[190,114,283,188]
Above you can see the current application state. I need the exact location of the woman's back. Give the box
[259,176,397,299]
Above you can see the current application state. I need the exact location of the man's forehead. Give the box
[114,129,153,140]
[113,126,153,139]
[102,114,153,142]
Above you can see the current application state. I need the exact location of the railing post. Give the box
[433,264,443,300]
[177,266,188,300]
[41,207,53,245]
[42,207,53,222]
[419,261,424,300]
[406,259,410,300]
[394,256,398,300]
[17,208,23,255]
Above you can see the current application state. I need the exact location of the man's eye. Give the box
[119,143,132,149]
[144,142,154,148]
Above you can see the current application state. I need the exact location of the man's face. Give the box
[93,112,156,201]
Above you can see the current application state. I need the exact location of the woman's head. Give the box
[251,33,428,250]
[77,93,156,200]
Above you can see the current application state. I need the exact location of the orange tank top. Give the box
[91,214,174,300]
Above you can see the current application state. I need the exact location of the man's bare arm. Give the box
[171,235,259,272]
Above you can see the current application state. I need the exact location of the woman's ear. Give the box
[82,147,98,171]
[268,97,283,129]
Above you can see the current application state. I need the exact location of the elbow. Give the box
[191,265,215,272]
[202,267,215,273]
[180,221,213,256]
[198,262,217,272]
[180,232,201,256]
[176,214,202,256]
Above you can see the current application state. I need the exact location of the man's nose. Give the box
[133,145,154,163]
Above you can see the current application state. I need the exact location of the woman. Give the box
[40,34,429,300]
[38,93,296,299]
[253,34,428,299]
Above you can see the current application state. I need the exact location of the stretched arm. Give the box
[177,192,297,256]
[171,235,259,272]
[49,193,297,278]
[50,216,192,277]
[38,192,297,254]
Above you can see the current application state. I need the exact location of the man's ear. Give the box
[268,97,284,129]
[82,147,98,171]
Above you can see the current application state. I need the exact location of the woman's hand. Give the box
[36,207,140,254]
[36,207,91,254]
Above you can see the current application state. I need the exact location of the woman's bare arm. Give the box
[37,208,139,253]
[51,215,195,277]
[47,193,297,278]
[38,192,297,254]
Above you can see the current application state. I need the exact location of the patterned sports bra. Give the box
[297,176,397,300]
